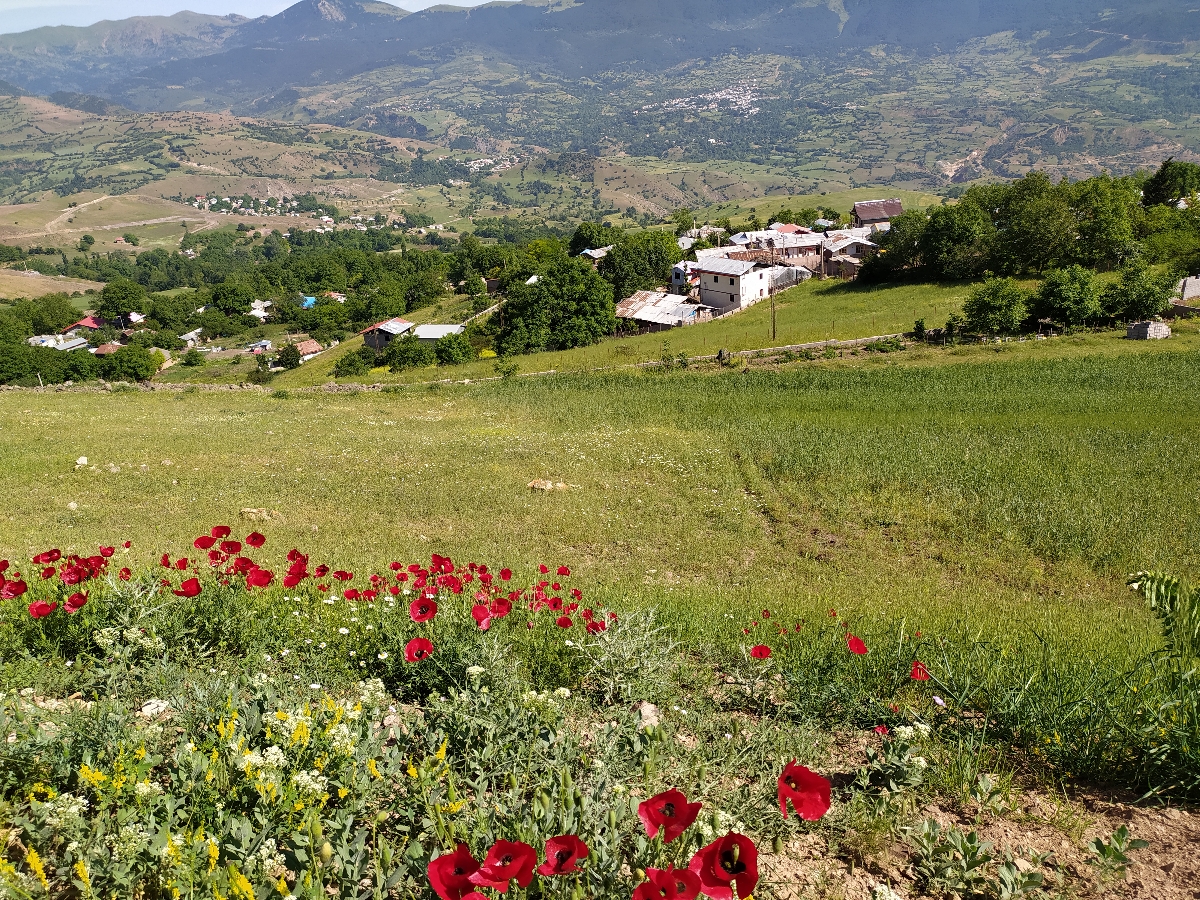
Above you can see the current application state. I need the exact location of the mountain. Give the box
[0,12,253,96]
[9,0,1200,108]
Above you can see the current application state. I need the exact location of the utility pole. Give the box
[771,295,777,343]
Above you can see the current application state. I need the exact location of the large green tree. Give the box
[920,200,994,280]
[962,277,1029,335]
[1143,158,1200,208]
[1033,265,1103,328]
[497,257,616,355]
[1103,260,1177,321]
[598,230,683,300]
[95,278,148,322]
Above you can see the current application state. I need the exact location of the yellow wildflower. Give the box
[276,875,290,896]
[338,788,349,799]
[229,868,255,900]
[73,859,92,896]
[26,848,48,890]
[135,745,147,761]
[28,782,56,802]
[207,840,220,873]
[368,759,382,779]
[290,720,310,747]
[275,710,289,722]
[294,801,304,812]
[439,800,465,814]
[406,760,418,778]
[79,764,107,788]
[435,739,448,762]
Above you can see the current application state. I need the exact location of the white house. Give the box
[179,328,203,347]
[414,324,466,344]
[695,258,811,314]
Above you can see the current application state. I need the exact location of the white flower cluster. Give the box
[44,793,89,826]
[327,722,356,756]
[109,823,152,861]
[291,769,328,796]
[256,838,288,878]
[239,745,288,776]
[357,678,388,709]
[94,627,165,654]
[893,723,932,742]
[135,780,164,799]
[695,809,748,845]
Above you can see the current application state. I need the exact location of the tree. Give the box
[96,278,148,322]
[1069,174,1139,270]
[962,277,1028,335]
[860,209,928,281]
[598,230,683,300]
[182,348,205,367]
[671,208,695,237]
[1103,260,1177,321]
[498,257,616,355]
[122,233,140,246]
[99,345,157,382]
[1143,158,1200,208]
[385,334,436,371]
[1034,266,1102,328]
[277,343,302,370]
[569,222,616,257]
[78,234,94,252]
[435,332,474,366]
[920,200,993,280]
[210,278,256,315]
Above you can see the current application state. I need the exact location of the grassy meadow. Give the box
[2,334,1198,899]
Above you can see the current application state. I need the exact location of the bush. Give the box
[435,332,474,366]
[1034,265,1102,328]
[1103,260,1177,321]
[332,344,377,378]
[497,258,616,355]
[181,349,205,367]
[962,277,1028,335]
[385,335,436,371]
[98,346,157,382]
[276,343,302,370]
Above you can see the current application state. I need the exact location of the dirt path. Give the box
[42,195,111,233]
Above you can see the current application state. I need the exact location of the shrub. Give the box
[332,345,377,378]
[385,335,435,371]
[435,332,474,366]
[276,343,302,370]
[1033,265,1102,328]
[962,277,1028,335]
[181,349,205,367]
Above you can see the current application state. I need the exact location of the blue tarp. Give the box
[302,297,317,309]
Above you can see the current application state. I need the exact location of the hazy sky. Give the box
[0,0,490,34]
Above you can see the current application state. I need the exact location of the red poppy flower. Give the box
[555,615,573,628]
[915,630,922,639]
[283,573,306,589]
[314,564,330,578]
[638,789,702,843]
[247,568,274,589]
[469,839,537,892]
[536,835,588,876]
[689,833,758,900]
[175,558,189,571]
[123,541,131,549]
[557,565,571,576]
[847,634,868,655]
[777,761,831,821]
[749,645,771,659]
[245,532,266,549]
[219,540,241,555]
[193,535,216,550]
[537,564,548,575]
[99,546,115,558]
[40,567,55,580]
[489,597,512,619]
[29,600,58,618]
[634,866,702,900]
[874,725,889,735]
[317,583,329,592]
[344,589,361,601]
[472,604,491,631]
[499,568,512,581]
[210,525,231,539]
[173,578,201,598]
[428,844,480,900]
[911,660,930,681]
[586,620,607,633]
[119,568,131,581]
[1,580,28,599]
[405,637,433,662]
[160,553,171,568]
[761,609,771,619]
[32,549,61,565]
[333,570,353,582]
[64,592,87,614]
[0,561,7,576]
[828,608,837,618]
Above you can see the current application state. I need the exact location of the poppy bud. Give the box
[508,773,518,791]
[562,768,573,791]
[319,842,333,865]
[709,810,720,833]
[606,810,618,833]
[635,868,646,882]
[772,836,784,854]
[697,764,708,781]
[375,812,388,825]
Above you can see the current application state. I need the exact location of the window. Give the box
[729,277,735,286]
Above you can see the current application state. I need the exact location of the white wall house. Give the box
[696,258,765,313]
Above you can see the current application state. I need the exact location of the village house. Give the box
[249,299,273,323]
[414,324,466,344]
[179,328,203,347]
[694,257,810,315]
[852,199,904,228]
[616,291,714,332]
[821,234,877,278]
[361,317,415,351]
[27,334,90,351]
[93,343,122,357]
[579,246,613,266]
[61,315,104,336]
[294,339,323,362]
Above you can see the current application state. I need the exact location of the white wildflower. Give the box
[338,628,349,635]
[291,769,328,795]
[135,780,163,799]
[554,687,571,699]
[466,666,486,677]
